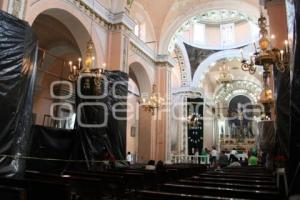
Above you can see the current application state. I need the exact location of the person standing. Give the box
[194,148,199,164]
[126,152,133,164]
[201,148,209,164]
[210,146,218,167]
[229,148,237,163]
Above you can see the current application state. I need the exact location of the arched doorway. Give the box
[127,61,153,163]
[31,9,94,128]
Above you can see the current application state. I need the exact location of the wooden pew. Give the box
[0,185,27,200]
[133,190,256,200]
[25,170,125,199]
[65,170,145,191]
[190,176,276,185]
[205,170,273,178]
[197,173,274,181]
[161,183,281,200]
[0,177,71,200]
[177,179,278,192]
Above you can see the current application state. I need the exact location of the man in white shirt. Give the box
[229,148,237,163]
[126,152,133,164]
[230,148,237,155]
[210,146,218,167]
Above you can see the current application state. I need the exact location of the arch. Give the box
[213,80,262,106]
[173,39,192,87]
[159,0,262,54]
[192,49,263,88]
[128,61,152,94]
[228,95,252,111]
[25,0,105,65]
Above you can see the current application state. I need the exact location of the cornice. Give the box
[72,0,175,68]
[172,86,203,96]
[72,0,135,31]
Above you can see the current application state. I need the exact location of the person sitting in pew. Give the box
[156,160,165,171]
[145,160,156,170]
[239,157,248,167]
[218,151,229,168]
[248,152,258,166]
[228,156,241,168]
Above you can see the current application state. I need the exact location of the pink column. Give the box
[107,25,129,72]
[266,1,288,49]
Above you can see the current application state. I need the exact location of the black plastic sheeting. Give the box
[257,121,275,156]
[0,10,37,177]
[27,71,128,172]
[27,126,76,173]
[289,0,300,194]
[75,71,128,170]
[274,67,290,158]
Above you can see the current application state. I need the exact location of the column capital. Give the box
[156,61,173,70]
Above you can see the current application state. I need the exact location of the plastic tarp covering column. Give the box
[274,67,290,157]
[0,11,37,177]
[76,71,128,170]
[27,125,75,173]
[289,0,300,193]
[257,121,275,154]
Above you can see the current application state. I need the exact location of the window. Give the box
[134,23,140,37]
[220,23,235,46]
[193,23,205,44]
[134,21,146,41]
[139,23,146,41]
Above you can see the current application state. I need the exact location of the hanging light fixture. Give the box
[216,60,234,88]
[240,13,290,74]
[141,84,165,115]
[239,12,289,118]
[68,0,104,86]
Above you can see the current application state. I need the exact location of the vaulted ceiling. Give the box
[133,0,261,44]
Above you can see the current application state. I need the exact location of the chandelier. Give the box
[68,40,103,81]
[68,0,104,87]
[141,84,165,115]
[240,13,290,74]
[216,61,234,87]
[239,12,290,117]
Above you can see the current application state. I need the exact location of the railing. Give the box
[171,155,210,165]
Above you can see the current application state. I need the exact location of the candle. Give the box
[78,58,82,69]
[69,61,73,72]
[73,66,77,75]
[240,49,244,59]
[270,35,275,49]
[92,56,95,68]
[102,63,107,69]
[284,40,288,53]
[271,34,275,39]
[280,50,284,61]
